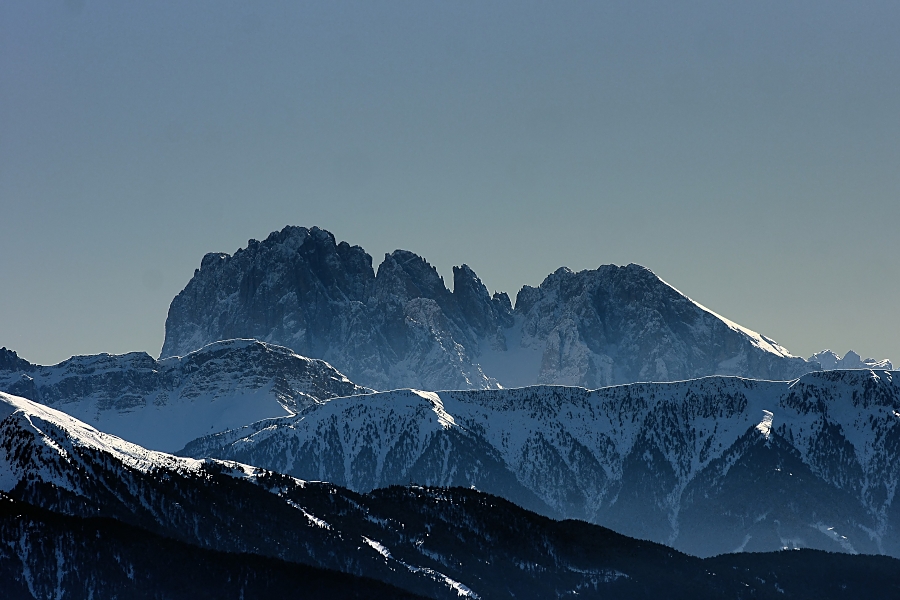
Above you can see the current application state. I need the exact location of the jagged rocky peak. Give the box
[375,253,512,336]
[0,348,32,373]
[510,262,814,387]
[162,225,376,361]
[163,228,506,390]
[809,349,893,371]
[517,262,696,317]
[453,264,514,336]
[375,249,452,307]
[162,225,820,390]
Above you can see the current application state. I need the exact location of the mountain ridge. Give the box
[161,225,828,391]
[181,368,900,558]
[1,389,897,599]
[0,338,370,452]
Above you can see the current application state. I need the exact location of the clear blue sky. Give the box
[2,1,899,365]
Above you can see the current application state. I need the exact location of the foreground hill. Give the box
[161,225,819,390]
[0,339,369,452]
[183,369,900,558]
[0,494,420,600]
[1,390,897,599]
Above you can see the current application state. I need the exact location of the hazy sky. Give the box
[2,1,899,366]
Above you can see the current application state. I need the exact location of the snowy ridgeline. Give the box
[184,369,900,559]
[1,391,896,600]
[162,225,893,392]
[0,391,477,599]
[808,349,892,371]
[0,339,370,452]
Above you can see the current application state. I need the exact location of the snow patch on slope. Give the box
[362,536,479,598]
[756,410,774,439]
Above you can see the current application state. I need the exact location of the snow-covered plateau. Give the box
[0,338,370,452]
[184,369,900,558]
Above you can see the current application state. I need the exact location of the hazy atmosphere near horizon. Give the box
[1,0,898,366]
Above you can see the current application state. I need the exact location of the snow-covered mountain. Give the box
[160,225,819,391]
[0,390,463,598]
[1,390,895,599]
[183,369,900,558]
[0,339,369,452]
[809,349,893,371]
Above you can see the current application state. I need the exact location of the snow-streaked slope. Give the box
[0,339,370,452]
[674,288,793,358]
[184,370,900,558]
[0,392,204,494]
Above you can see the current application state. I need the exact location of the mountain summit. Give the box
[162,226,815,390]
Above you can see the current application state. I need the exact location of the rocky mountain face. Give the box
[504,264,813,387]
[1,391,896,600]
[809,349,893,371]
[161,226,819,391]
[183,369,900,559]
[161,227,510,391]
[0,339,369,452]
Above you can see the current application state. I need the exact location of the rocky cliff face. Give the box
[507,264,814,387]
[183,369,900,559]
[161,226,820,390]
[162,226,511,391]
[0,339,369,452]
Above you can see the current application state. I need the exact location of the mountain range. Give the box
[2,390,897,599]
[3,223,898,597]
[182,369,900,559]
[809,349,893,371]
[161,225,847,391]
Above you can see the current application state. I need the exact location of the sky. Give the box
[1,1,899,366]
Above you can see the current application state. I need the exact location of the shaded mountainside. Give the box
[183,369,900,559]
[161,225,820,391]
[1,391,898,600]
[0,495,420,600]
[0,339,369,452]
